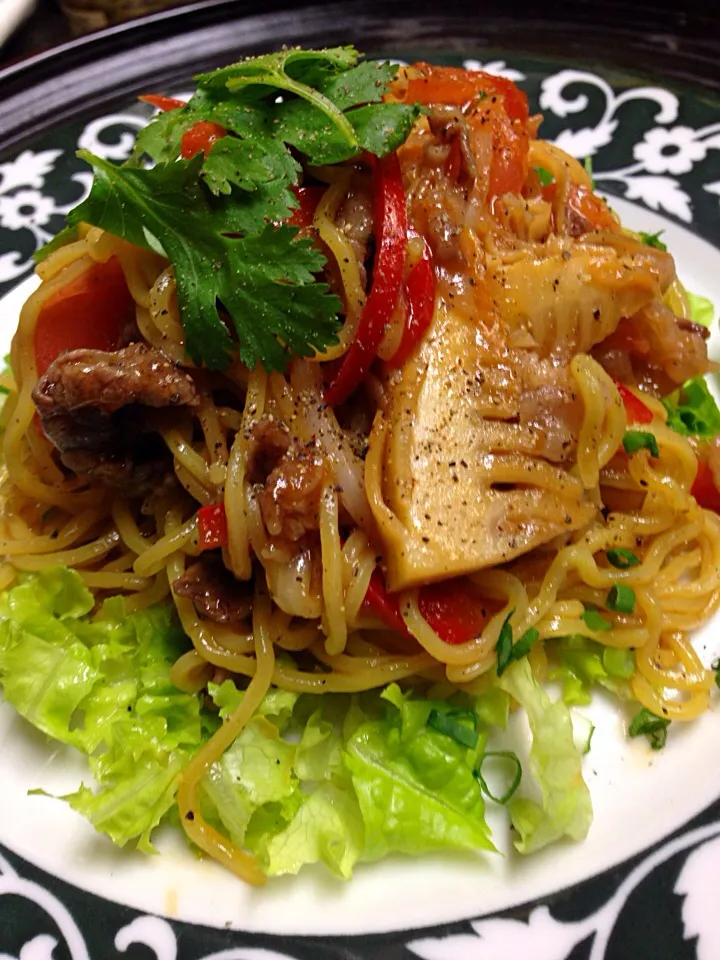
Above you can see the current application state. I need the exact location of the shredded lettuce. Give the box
[497,658,592,853]
[663,376,720,440]
[687,291,714,328]
[0,568,208,852]
[0,568,604,878]
[549,635,635,706]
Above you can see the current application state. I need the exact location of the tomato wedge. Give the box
[34,256,135,376]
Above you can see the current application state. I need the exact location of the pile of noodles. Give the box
[1,86,718,886]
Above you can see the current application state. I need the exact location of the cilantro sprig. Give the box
[58,47,420,371]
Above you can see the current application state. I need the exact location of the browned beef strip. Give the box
[33,343,198,496]
[246,418,328,545]
[173,556,252,624]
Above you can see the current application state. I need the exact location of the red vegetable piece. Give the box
[362,570,494,645]
[405,65,529,123]
[614,381,653,424]
[325,152,408,406]
[138,94,186,112]
[418,580,495,645]
[691,460,720,513]
[288,186,327,228]
[197,503,229,550]
[34,256,135,376]
[362,570,411,636]
[390,238,435,368]
[180,121,227,160]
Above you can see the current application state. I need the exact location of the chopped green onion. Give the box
[427,708,479,749]
[606,584,636,614]
[534,166,554,187]
[712,657,720,690]
[512,627,540,660]
[572,713,595,755]
[602,646,636,679]
[607,548,640,569]
[638,230,667,251]
[474,750,522,804]
[623,430,659,457]
[494,609,515,676]
[629,707,670,750]
[581,607,612,632]
[583,156,596,188]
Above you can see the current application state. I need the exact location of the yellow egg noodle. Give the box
[0,58,718,886]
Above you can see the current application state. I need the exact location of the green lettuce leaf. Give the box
[0,568,207,852]
[662,376,720,440]
[345,692,494,862]
[687,291,714,328]
[549,635,635,706]
[498,658,592,853]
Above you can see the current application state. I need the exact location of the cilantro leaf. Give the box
[202,136,300,197]
[638,230,667,251]
[69,151,340,371]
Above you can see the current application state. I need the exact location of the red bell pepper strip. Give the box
[613,381,653,424]
[417,580,495,645]
[691,460,720,513]
[138,94,186,112]
[405,65,529,123]
[288,186,326,228]
[390,238,435,368]
[362,571,494,645]
[180,121,227,160]
[325,152,408,406]
[197,503,229,550]
[363,571,411,636]
[34,256,135,376]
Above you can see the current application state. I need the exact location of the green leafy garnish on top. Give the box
[55,47,420,371]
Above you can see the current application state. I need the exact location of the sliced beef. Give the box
[173,556,252,624]
[247,417,329,546]
[33,343,198,497]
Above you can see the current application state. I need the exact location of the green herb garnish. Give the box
[602,647,636,679]
[583,155,596,188]
[607,548,640,569]
[638,230,667,251]
[494,609,515,676]
[495,614,540,677]
[52,47,420,371]
[606,584,636,614]
[628,707,670,750]
[474,751,522,804]
[427,708,479,749]
[581,608,612,632]
[623,430,659,457]
[534,166,554,187]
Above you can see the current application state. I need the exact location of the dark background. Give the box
[4,0,720,68]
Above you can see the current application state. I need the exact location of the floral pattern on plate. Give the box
[0,51,719,960]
